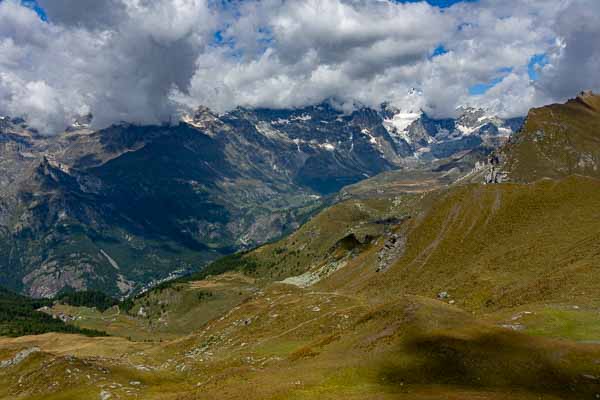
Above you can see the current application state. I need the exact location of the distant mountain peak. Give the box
[181,106,222,132]
[379,102,523,159]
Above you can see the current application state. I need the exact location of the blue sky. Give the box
[469,53,550,96]
[469,77,505,95]
[469,67,512,95]
[21,0,46,20]
[528,54,549,80]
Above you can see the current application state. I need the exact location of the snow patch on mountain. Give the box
[319,142,335,151]
[456,124,480,135]
[361,128,378,145]
[383,112,421,143]
[271,118,291,125]
[292,114,312,122]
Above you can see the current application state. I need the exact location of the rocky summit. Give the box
[0,103,519,298]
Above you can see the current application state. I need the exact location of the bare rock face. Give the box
[23,262,91,298]
[0,347,40,369]
[376,233,406,273]
[483,154,508,184]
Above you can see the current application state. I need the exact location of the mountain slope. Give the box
[112,177,600,400]
[502,91,600,182]
[356,176,600,309]
[225,174,600,315]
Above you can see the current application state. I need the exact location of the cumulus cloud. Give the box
[536,0,600,100]
[0,0,598,133]
[0,0,214,133]
[36,0,127,29]
[181,0,455,114]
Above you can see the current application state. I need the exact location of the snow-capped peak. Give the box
[382,111,422,144]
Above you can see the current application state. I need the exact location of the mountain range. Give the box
[0,102,522,298]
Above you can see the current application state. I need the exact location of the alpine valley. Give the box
[0,101,521,298]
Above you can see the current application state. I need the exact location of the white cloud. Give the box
[0,0,597,133]
[0,0,214,133]
[536,0,600,100]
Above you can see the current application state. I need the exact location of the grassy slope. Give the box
[3,290,598,400]
[49,273,258,341]
[248,196,423,280]
[351,176,600,310]
[503,92,600,182]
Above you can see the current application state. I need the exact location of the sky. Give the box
[0,0,599,134]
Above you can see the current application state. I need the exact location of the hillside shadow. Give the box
[378,326,600,399]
